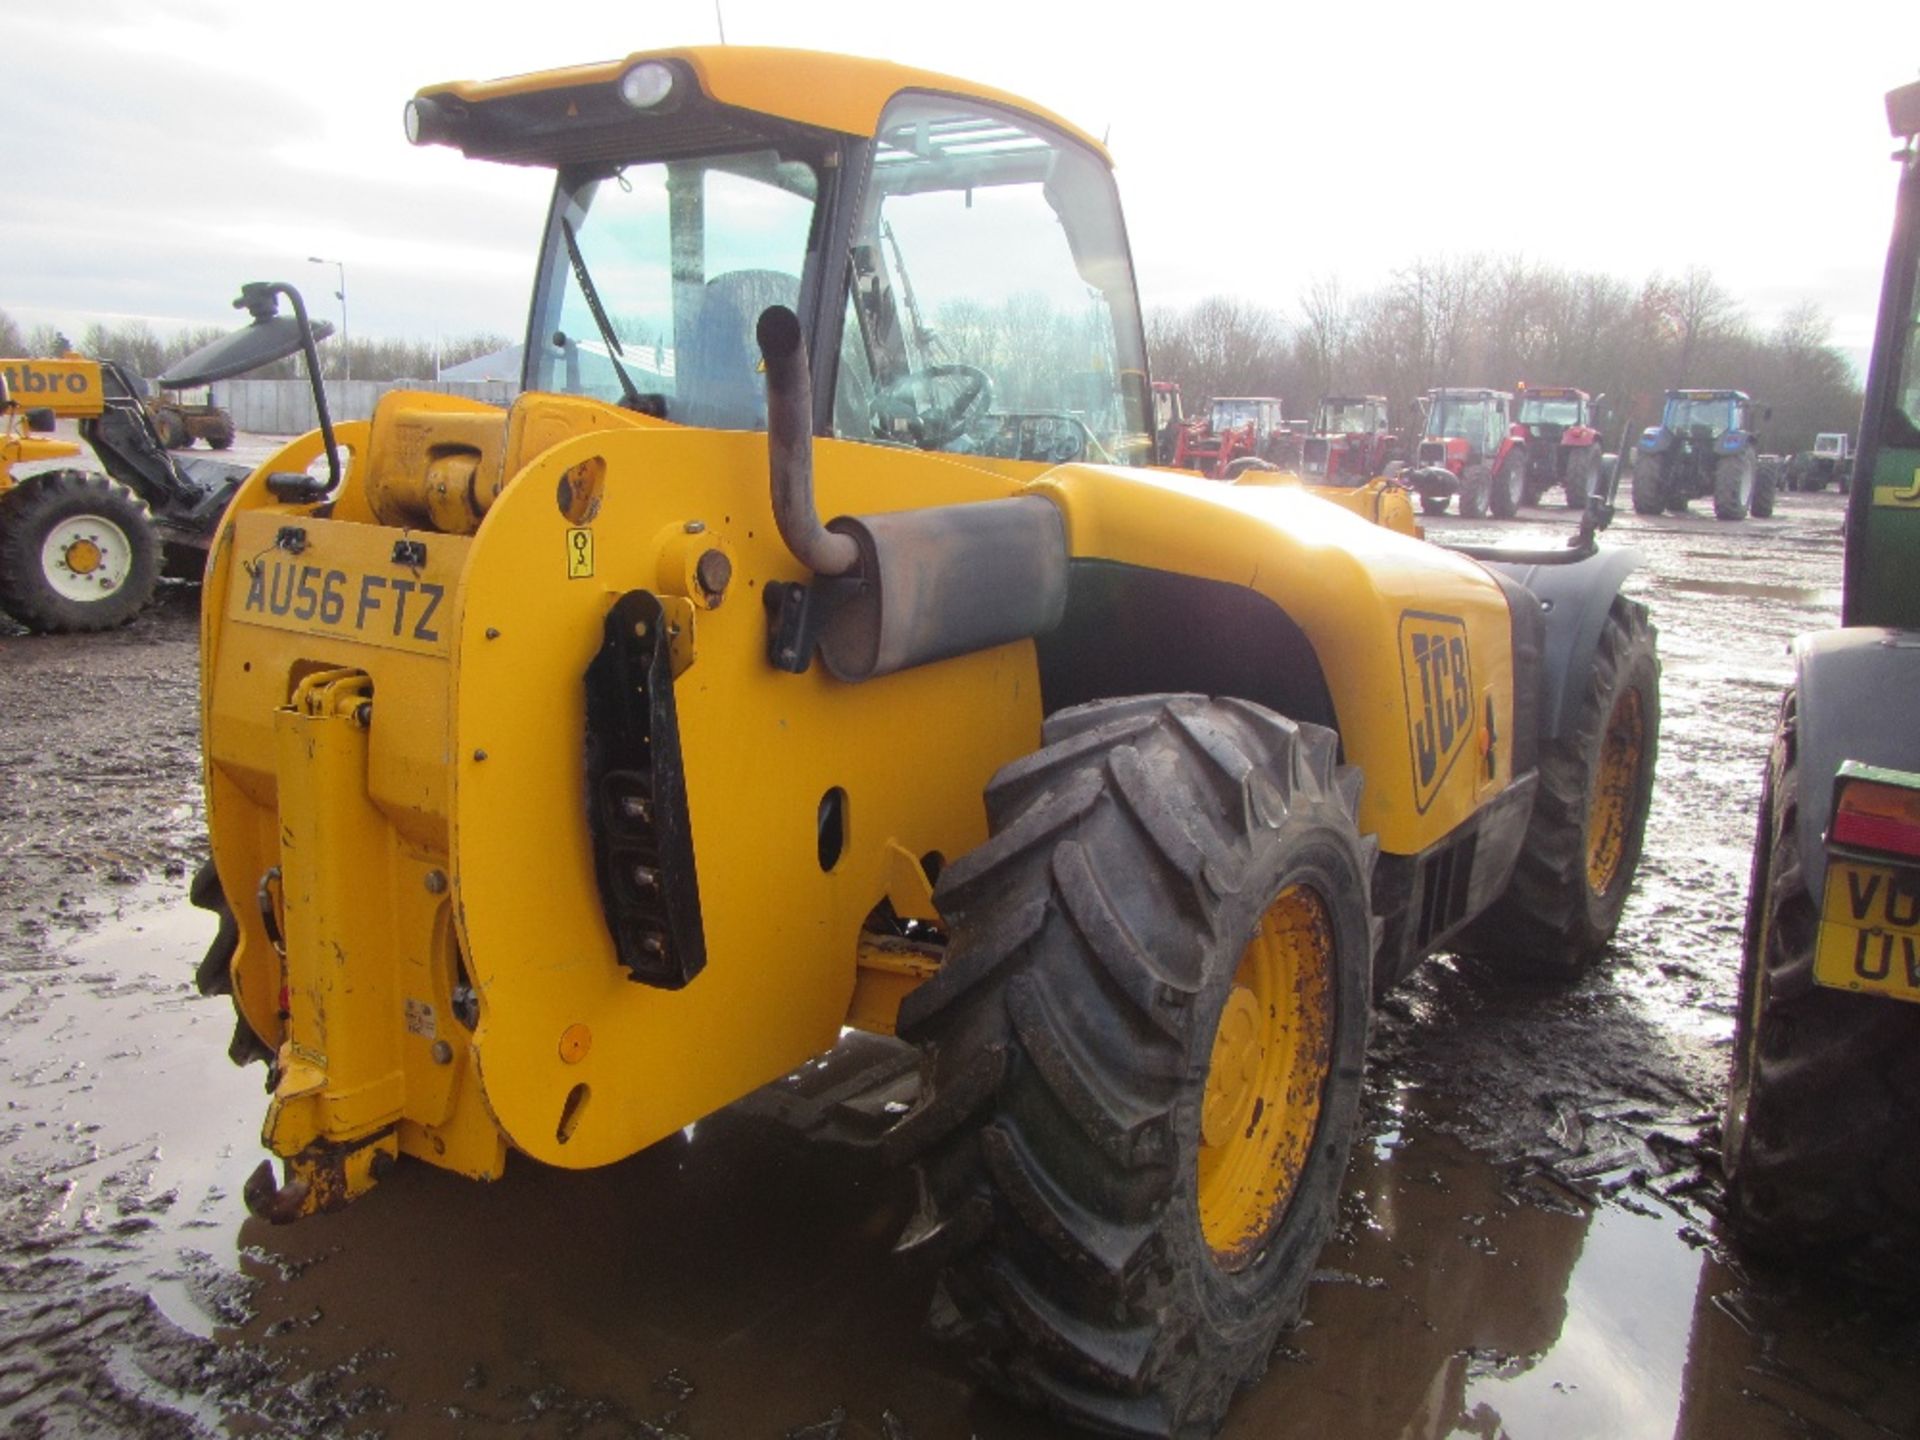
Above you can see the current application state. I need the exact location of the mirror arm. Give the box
[243,282,341,493]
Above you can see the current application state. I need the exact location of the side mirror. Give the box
[26,407,56,433]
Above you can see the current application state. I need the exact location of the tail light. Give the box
[1830,763,1920,861]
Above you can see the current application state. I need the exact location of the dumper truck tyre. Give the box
[1713,449,1756,521]
[1631,455,1665,515]
[1458,461,1491,519]
[1420,491,1451,516]
[888,695,1374,1438]
[1723,692,1920,1275]
[1459,597,1658,977]
[1490,449,1525,519]
[152,407,190,449]
[206,423,235,450]
[0,470,160,634]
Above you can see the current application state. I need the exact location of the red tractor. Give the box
[1300,394,1401,485]
[1171,394,1286,478]
[1405,386,1530,518]
[1514,384,1605,508]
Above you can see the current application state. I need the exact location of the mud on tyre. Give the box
[0,470,160,633]
[888,695,1375,1437]
[1460,597,1659,977]
[1722,692,1920,1277]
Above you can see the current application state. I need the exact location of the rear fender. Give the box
[1790,628,1920,896]
[1482,546,1641,740]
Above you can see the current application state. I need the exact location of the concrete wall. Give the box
[210,379,520,435]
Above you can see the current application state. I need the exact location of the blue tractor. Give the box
[1632,388,1775,521]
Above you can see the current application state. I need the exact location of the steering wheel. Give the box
[870,364,996,450]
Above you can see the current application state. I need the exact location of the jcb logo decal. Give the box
[1399,612,1473,813]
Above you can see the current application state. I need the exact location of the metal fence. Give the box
[209,379,521,435]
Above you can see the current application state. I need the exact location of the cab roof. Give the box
[1668,388,1750,401]
[416,45,1107,162]
[1516,385,1588,400]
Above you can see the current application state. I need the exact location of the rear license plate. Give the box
[1814,859,1920,1003]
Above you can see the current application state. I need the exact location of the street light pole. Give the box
[306,256,348,382]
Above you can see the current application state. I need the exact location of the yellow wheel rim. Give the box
[64,538,102,576]
[1196,884,1335,1269]
[1586,685,1646,896]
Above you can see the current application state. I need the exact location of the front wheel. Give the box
[1631,455,1666,515]
[1750,456,1778,518]
[1563,446,1596,510]
[890,696,1374,1438]
[1458,461,1491,518]
[0,471,160,633]
[1490,448,1526,519]
[1713,449,1756,521]
[1420,489,1451,515]
[1460,597,1659,977]
[1723,693,1920,1277]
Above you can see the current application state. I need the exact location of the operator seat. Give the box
[674,269,801,431]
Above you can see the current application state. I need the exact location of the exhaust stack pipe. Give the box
[756,306,859,578]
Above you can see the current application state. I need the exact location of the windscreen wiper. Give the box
[560,217,649,413]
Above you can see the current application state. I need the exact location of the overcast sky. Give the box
[9,0,1919,366]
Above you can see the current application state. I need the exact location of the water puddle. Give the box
[4,896,1917,1439]
[1666,578,1843,607]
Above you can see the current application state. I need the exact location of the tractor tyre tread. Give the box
[1714,449,1756,521]
[892,695,1373,1438]
[1458,597,1659,977]
[1723,692,1920,1278]
[0,470,160,633]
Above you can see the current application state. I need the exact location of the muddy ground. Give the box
[2,453,1917,1439]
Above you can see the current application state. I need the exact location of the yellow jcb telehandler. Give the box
[186,47,1660,1437]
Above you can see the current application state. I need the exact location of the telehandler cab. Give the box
[188,47,1660,1437]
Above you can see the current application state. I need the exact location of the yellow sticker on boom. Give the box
[1872,469,1920,508]
[566,527,595,578]
[1399,611,1472,814]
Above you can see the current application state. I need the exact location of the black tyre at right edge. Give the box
[1722,692,1920,1277]
[1460,596,1660,977]
[888,695,1374,1438]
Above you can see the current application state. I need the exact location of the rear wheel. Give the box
[1713,449,1756,520]
[890,696,1374,1438]
[1490,448,1526,519]
[1723,693,1920,1276]
[1458,461,1491,518]
[0,471,159,633]
[1460,597,1659,977]
[1631,454,1666,515]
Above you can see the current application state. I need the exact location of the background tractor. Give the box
[1788,430,1853,491]
[1171,394,1288,477]
[1631,388,1775,520]
[146,384,237,450]
[1405,386,1530,518]
[186,48,1661,1438]
[1514,384,1605,508]
[1721,77,1920,1282]
[1300,394,1400,485]
[0,355,252,631]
